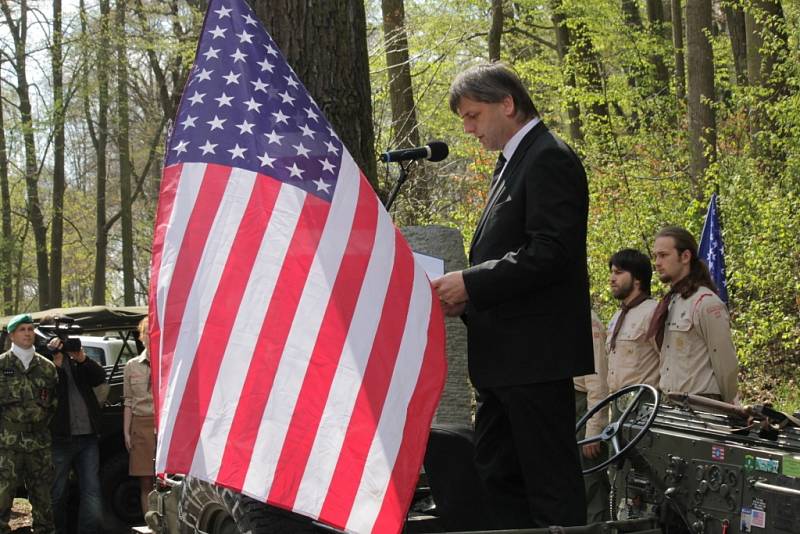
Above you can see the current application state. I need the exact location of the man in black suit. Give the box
[432,63,594,529]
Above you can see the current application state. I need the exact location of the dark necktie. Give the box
[491,153,507,186]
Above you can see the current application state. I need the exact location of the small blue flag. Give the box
[698,192,728,304]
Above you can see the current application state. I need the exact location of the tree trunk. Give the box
[89,0,111,305]
[488,0,504,62]
[744,11,762,86]
[622,0,643,27]
[571,20,609,127]
[116,0,136,305]
[0,59,13,314]
[645,0,671,88]
[724,2,748,86]
[382,0,428,220]
[685,0,716,189]
[744,0,789,170]
[49,0,65,308]
[752,0,789,96]
[382,0,420,150]
[254,0,378,190]
[671,0,686,100]
[0,0,50,308]
[551,0,583,141]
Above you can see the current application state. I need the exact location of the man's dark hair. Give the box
[656,225,717,297]
[608,248,652,296]
[449,62,538,121]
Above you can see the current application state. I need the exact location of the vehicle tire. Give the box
[100,451,143,532]
[178,476,317,534]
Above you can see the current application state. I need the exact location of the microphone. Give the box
[380,141,449,163]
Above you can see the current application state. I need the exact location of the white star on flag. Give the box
[199,140,217,155]
[171,140,188,155]
[223,71,241,85]
[244,98,262,112]
[285,162,304,178]
[227,143,247,159]
[181,115,197,129]
[195,68,213,81]
[213,5,231,17]
[250,78,268,92]
[236,120,254,135]
[207,115,226,130]
[203,47,220,60]
[313,177,331,193]
[215,93,234,107]
[272,110,289,125]
[257,151,275,167]
[188,91,205,105]
[208,26,226,38]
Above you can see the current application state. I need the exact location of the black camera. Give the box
[36,315,83,354]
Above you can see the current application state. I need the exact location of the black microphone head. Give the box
[427,141,449,162]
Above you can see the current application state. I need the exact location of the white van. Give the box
[79,336,140,367]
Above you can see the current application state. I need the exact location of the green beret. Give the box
[7,313,33,333]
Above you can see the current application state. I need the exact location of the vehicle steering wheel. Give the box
[575,383,660,474]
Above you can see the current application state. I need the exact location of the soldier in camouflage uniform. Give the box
[0,314,58,534]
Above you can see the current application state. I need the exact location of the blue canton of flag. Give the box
[164,0,342,200]
[698,192,728,305]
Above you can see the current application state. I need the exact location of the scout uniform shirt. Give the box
[123,352,153,417]
[0,349,58,450]
[606,299,660,394]
[574,311,609,438]
[658,286,738,403]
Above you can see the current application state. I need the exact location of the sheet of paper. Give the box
[413,252,444,280]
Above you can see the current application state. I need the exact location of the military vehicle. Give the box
[0,306,148,532]
[145,383,800,534]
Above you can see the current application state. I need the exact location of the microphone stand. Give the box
[383,160,412,211]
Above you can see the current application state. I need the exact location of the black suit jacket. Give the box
[462,121,594,388]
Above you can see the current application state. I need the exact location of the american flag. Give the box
[698,192,728,305]
[148,0,447,532]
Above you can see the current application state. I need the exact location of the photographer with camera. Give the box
[43,316,106,534]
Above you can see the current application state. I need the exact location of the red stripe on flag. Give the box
[164,175,282,472]
[317,229,416,527]
[371,289,446,534]
[158,164,233,409]
[267,179,379,506]
[149,163,183,430]
[215,194,331,490]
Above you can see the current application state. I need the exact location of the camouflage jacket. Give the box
[0,349,58,450]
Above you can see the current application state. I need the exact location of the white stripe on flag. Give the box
[241,154,362,500]
[154,163,206,375]
[190,183,306,480]
[345,263,432,533]
[157,167,257,470]
[293,207,397,517]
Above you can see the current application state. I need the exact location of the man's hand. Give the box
[48,338,64,367]
[582,442,602,459]
[432,271,468,306]
[439,300,466,318]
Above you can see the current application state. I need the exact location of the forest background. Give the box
[0,0,797,409]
